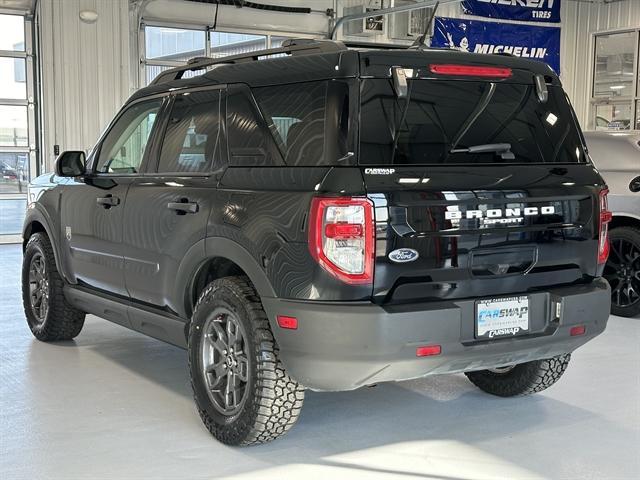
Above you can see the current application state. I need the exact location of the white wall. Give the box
[38,0,131,170]
[36,0,640,171]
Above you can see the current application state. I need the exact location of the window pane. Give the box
[157,90,222,173]
[145,26,205,62]
[360,79,586,165]
[0,105,28,147]
[595,102,632,130]
[593,32,636,97]
[96,100,162,174]
[145,64,206,86]
[0,151,29,196]
[210,32,266,58]
[636,101,640,130]
[146,64,169,86]
[0,57,27,99]
[254,81,350,166]
[227,84,282,167]
[270,36,290,48]
[0,14,25,51]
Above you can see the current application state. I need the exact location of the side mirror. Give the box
[630,176,640,193]
[55,151,86,177]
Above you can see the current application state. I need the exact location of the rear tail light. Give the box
[308,197,374,285]
[429,64,512,78]
[598,188,613,265]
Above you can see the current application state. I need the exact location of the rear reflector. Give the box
[430,64,512,78]
[570,325,586,336]
[597,188,612,265]
[416,345,441,357]
[277,315,298,330]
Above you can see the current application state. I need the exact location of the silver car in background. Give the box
[584,131,640,317]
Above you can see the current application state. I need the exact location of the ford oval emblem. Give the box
[389,248,419,263]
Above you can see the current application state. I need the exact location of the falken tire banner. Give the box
[461,0,561,23]
[432,17,561,73]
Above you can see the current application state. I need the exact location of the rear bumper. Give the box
[262,279,611,391]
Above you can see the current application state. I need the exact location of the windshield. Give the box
[359,79,587,165]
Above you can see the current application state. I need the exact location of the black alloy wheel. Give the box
[200,308,250,416]
[28,252,50,323]
[603,228,640,317]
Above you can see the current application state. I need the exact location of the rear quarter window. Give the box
[253,80,351,166]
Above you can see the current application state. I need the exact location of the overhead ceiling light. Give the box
[79,10,98,24]
[609,85,626,90]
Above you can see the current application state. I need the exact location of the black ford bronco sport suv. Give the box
[22,39,612,446]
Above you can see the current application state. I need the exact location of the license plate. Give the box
[476,296,529,339]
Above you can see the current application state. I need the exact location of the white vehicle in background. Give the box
[584,131,640,317]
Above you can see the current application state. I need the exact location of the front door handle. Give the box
[167,199,199,215]
[96,194,120,209]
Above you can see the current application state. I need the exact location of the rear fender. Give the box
[203,237,276,299]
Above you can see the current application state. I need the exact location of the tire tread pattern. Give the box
[465,354,571,397]
[189,276,305,446]
[22,233,85,341]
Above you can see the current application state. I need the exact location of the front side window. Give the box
[157,90,223,174]
[95,100,162,174]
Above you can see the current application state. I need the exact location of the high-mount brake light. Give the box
[597,188,612,265]
[309,197,374,285]
[429,64,513,78]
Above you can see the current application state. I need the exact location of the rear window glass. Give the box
[360,79,586,165]
[253,80,350,166]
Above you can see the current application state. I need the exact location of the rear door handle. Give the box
[167,200,199,214]
[96,195,120,208]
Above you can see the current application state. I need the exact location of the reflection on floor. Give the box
[0,198,26,235]
[1,244,638,480]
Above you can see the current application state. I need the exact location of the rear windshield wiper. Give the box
[450,143,515,160]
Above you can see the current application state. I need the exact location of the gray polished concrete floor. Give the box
[1,243,639,480]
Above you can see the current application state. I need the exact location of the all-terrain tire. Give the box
[188,275,305,446]
[21,232,85,341]
[607,227,640,318]
[465,354,571,397]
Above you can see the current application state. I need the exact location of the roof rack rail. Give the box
[149,39,347,86]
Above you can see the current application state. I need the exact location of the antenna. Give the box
[409,1,439,50]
